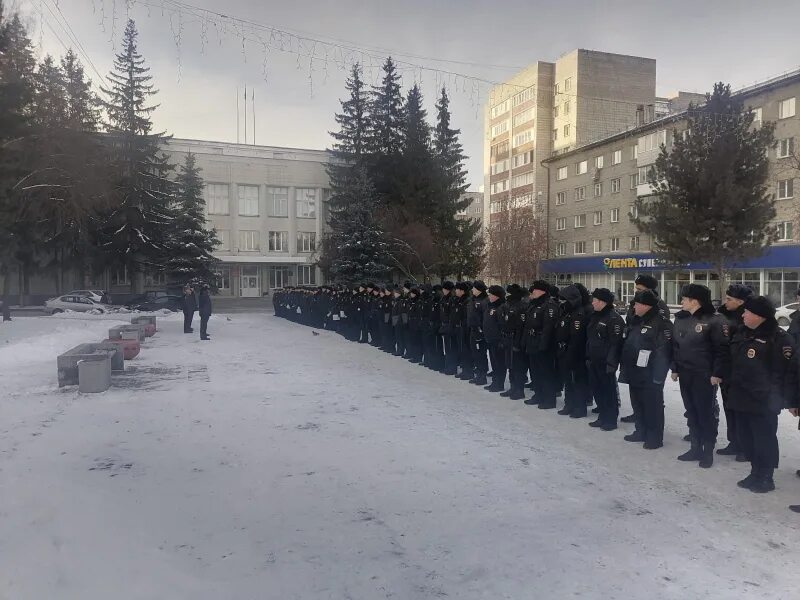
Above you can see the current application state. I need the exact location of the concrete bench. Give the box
[78,354,111,393]
[104,338,141,360]
[131,315,157,331]
[57,343,121,387]
[109,324,146,342]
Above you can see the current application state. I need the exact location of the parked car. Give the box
[125,290,172,308]
[129,295,183,312]
[66,289,106,303]
[776,302,799,327]
[45,295,110,315]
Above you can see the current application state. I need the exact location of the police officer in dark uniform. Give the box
[586,288,624,430]
[716,283,754,460]
[671,283,729,468]
[499,284,528,400]
[407,287,423,363]
[439,282,457,375]
[728,296,798,494]
[619,290,674,449]
[483,285,507,393]
[453,282,473,380]
[391,285,405,356]
[523,281,559,408]
[555,284,591,418]
[468,281,489,386]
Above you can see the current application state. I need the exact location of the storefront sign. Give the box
[603,257,663,269]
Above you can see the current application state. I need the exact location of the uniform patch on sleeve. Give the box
[614,324,621,334]
[747,348,756,359]
[783,346,793,359]
[722,324,730,337]
[663,329,672,340]
[520,314,526,322]
[695,324,703,333]
[574,321,581,330]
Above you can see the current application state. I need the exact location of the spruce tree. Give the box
[368,57,404,199]
[98,19,174,292]
[392,83,435,219]
[634,83,777,282]
[164,153,219,285]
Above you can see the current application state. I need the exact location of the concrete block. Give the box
[78,354,111,393]
[132,315,157,331]
[104,338,140,360]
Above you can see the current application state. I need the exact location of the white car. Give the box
[45,295,110,315]
[775,302,799,327]
[66,289,106,303]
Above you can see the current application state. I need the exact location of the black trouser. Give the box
[506,345,527,391]
[630,384,665,445]
[559,359,590,416]
[422,326,436,367]
[393,322,405,355]
[588,362,618,425]
[530,351,557,406]
[487,341,506,387]
[720,385,739,448]
[444,333,459,374]
[458,329,473,375]
[360,314,369,342]
[736,411,779,473]
[183,309,194,333]
[433,331,445,371]
[380,319,394,350]
[407,326,422,360]
[678,371,719,444]
[200,314,210,338]
[470,334,488,377]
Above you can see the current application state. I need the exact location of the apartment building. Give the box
[457,191,485,229]
[542,69,800,306]
[484,49,656,234]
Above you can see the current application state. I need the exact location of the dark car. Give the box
[125,290,174,308]
[130,295,183,312]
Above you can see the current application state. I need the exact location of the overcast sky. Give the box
[21,0,800,188]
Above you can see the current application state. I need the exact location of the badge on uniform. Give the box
[490,309,495,316]
[695,324,703,333]
[746,348,756,359]
[641,328,647,334]
[574,321,580,330]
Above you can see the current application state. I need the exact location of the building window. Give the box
[267,231,287,252]
[553,128,559,141]
[574,214,586,228]
[554,105,560,118]
[610,208,620,223]
[239,230,260,251]
[564,77,572,92]
[491,121,509,138]
[556,166,568,180]
[489,201,503,214]
[556,217,566,231]
[491,141,509,157]
[610,237,620,251]
[512,172,534,188]
[777,221,794,241]
[512,87,534,107]
[206,183,230,215]
[556,191,566,205]
[113,266,129,286]
[574,186,586,201]
[297,265,316,285]
[511,193,532,208]
[576,160,588,175]
[777,138,795,159]
[491,158,510,175]
[269,266,292,289]
[611,178,621,193]
[564,124,570,138]
[638,165,657,185]
[638,130,667,153]
[564,100,570,115]
[594,183,603,197]
[593,239,602,253]
[630,174,638,190]
[215,266,230,291]
[144,271,166,287]
[512,108,534,127]
[554,82,561,96]
[629,204,638,219]
[296,232,316,253]
[612,150,622,165]
[556,242,566,256]
[237,185,259,216]
[295,188,317,218]
[490,180,509,194]
[593,210,603,225]
[491,99,510,119]
[629,236,640,250]
[594,155,604,169]
[778,179,794,199]
[778,97,796,119]
[751,107,762,126]
[267,186,289,217]
[216,229,229,251]
[632,145,638,160]
[512,151,532,168]
[574,241,586,254]
[512,129,533,147]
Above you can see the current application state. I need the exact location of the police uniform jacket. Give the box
[438,294,454,335]
[788,309,800,346]
[671,305,730,378]
[585,304,624,371]
[523,295,558,355]
[500,296,527,351]
[619,307,673,387]
[555,286,590,369]
[482,298,506,345]
[467,293,488,340]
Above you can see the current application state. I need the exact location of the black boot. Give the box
[790,505,800,513]
[499,390,513,398]
[750,469,776,494]
[509,387,525,401]
[538,401,556,409]
[682,434,691,442]
[620,414,636,423]
[716,443,739,456]
[678,438,702,462]
[735,453,747,462]
[524,396,539,406]
[624,431,645,442]
[469,375,487,386]
[588,418,603,428]
[737,469,758,489]
[557,407,571,416]
[484,382,504,393]
[699,442,714,468]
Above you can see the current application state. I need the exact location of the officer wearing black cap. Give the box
[407,287,423,362]
[728,296,798,494]
[483,285,507,392]
[555,284,591,418]
[453,282,473,380]
[391,285,405,356]
[523,281,559,408]
[619,289,674,449]
[380,287,394,352]
[468,280,490,385]
[586,288,624,430]
[439,282,456,374]
[672,283,729,468]
[717,283,755,460]
[499,284,528,400]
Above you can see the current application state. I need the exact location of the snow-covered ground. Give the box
[2,313,800,599]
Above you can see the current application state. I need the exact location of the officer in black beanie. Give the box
[499,284,528,400]
[523,281,559,408]
[586,288,624,430]
[468,281,490,385]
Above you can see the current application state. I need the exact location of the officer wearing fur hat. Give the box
[452,282,474,380]
[716,283,754,460]
[499,284,528,400]
[619,290,674,449]
[467,281,490,386]
[439,282,457,375]
[390,285,405,356]
[586,288,625,430]
[555,284,591,418]
[727,296,798,494]
[671,284,730,468]
[523,281,559,408]
[407,287,423,363]
[483,285,508,392]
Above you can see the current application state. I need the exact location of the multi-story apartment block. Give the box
[457,191,485,229]
[484,50,656,236]
[542,69,800,306]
